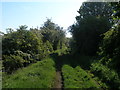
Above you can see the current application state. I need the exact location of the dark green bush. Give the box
[3,55,24,73]
[90,62,120,89]
[14,50,36,66]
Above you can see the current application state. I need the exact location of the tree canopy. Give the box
[70,2,113,55]
[2,19,68,73]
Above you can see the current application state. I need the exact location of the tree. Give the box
[2,25,44,58]
[98,2,120,72]
[40,19,66,51]
[17,25,28,30]
[70,2,113,55]
[2,25,45,73]
[40,19,63,30]
[111,2,120,21]
[76,2,112,19]
[6,28,14,33]
[2,20,68,73]
[90,2,120,89]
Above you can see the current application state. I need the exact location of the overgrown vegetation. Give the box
[2,19,68,74]
[2,1,120,89]
[2,57,56,88]
[62,65,98,88]
[69,2,120,89]
[90,62,120,89]
[69,2,112,56]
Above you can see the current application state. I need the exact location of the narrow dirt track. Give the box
[53,55,64,89]
[53,71,63,88]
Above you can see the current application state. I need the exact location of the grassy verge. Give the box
[62,65,99,88]
[2,57,56,88]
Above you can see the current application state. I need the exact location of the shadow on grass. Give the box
[50,53,94,70]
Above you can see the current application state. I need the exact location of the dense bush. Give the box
[98,25,120,72]
[90,62,120,89]
[14,50,36,66]
[89,2,120,89]
[2,28,44,56]
[3,55,24,73]
[2,20,68,73]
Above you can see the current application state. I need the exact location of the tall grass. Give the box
[62,65,99,88]
[2,57,56,88]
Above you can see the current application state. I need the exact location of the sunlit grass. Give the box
[62,65,99,88]
[2,57,56,88]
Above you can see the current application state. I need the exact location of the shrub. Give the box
[3,55,24,73]
[14,50,36,65]
[90,62,120,89]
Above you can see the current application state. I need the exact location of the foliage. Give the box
[40,19,66,51]
[62,65,98,88]
[97,2,120,72]
[70,2,112,55]
[2,57,56,88]
[2,27,44,57]
[2,20,68,73]
[44,40,53,54]
[40,19,63,30]
[77,2,112,19]
[90,2,120,89]
[111,2,120,21]
[3,55,24,73]
[90,62,120,89]
[14,50,36,66]
[2,2,120,88]
[94,24,120,89]
[2,26,45,73]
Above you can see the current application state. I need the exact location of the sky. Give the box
[1,0,86,37]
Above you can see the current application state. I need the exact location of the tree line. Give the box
[2,19,69,73]
[69,2,120,89]
[1,1,120,89]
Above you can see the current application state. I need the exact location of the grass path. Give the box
[2,54,103,88]
[52,54,101,89]
[2,58,56,88]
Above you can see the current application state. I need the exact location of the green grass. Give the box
[2,57,56,88]
[62,65,99,88]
